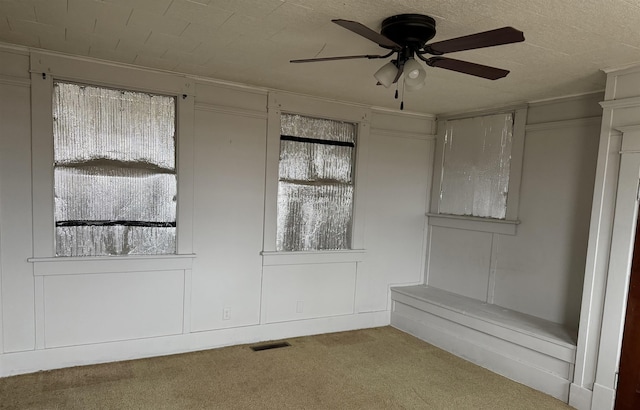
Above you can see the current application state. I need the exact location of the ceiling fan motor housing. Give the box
[380,14,437,49]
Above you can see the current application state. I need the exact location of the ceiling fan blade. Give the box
[291,54,385,63]
[425,27,524,54]
[426,57,510,80]
[332,19,401,50]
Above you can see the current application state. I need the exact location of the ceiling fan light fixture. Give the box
[404,58,426,91]
[374,61,398,88]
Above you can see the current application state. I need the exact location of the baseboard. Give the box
[591,382,615,410]
[569,383,593,410]
[0,311,390,377]
[391,308,571,402]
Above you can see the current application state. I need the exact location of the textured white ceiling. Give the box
[1,0,639,114]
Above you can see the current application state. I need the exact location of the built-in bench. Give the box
[390,285,577,402]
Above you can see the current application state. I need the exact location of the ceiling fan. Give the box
[291,14,524,105]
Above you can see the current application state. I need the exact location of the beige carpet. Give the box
[0,326,573,409]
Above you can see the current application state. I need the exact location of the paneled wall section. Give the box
[0,47,435,376]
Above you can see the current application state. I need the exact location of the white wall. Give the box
[425,93,602,327]
[0,45,435,375]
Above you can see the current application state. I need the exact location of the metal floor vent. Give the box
[250,342,291,352]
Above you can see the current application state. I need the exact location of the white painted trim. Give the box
[528,90,604,106]
[569,383,593,410]
[261,250,366,266]
[189,75,269,95]
[0,310,390,377]
[0,41,30,54]
[369,128,435,140]
[487,233,499,303]
[591,382,615,410]
[437,102,528,121]
[29,52,196,259]
[0,75,30,87]
[262,91,371,253]
[29,254,196,276]
[505,107,527,221]
[572,119,622,393]
[177,94,195,255]
[600,96,640,109]
[371,106,436,119]
[602,63,640,75]
[593,132,640,397]
[617,124,640,135]
[426,213,519,236]
[429,107,527,228]
[194,102,268,119]
[525,117,603,132]
[429,120,446,213]
[30,51,195,96]
[353,118,370,252]
[182,269,192,334]
[34,276,44,350]
[262,94,281,252]
[30,71,55,258]
[269,89,373,115]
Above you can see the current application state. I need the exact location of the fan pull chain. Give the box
[400,78,405,110]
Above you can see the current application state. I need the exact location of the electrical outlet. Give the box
[222,307,231,320]
[296,301,304,313]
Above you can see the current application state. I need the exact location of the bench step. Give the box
[390,285,576,402]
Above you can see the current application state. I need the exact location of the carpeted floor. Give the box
[0,326,573,409]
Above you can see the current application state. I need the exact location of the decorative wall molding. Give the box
[29,254,196,276]
[194,102,268,119]
[528,90,604,106]
[0,310,390,377]
[0,42,30,54]
[370,128,436,140]
[370,106,436,119]
[0,75,30,87]
[437,103,528,121]
[30,51,195,96]
[261,250,366,266]
[602,63,640,75]
[600,96,640,110]
[525,117,602,132]
[426,213,519,236]
[569,383,594,410]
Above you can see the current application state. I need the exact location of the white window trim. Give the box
[429,105,527,231]
[29,51,196,268]
[262,92,369,262]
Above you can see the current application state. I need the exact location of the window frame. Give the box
[29,51,196,262]
[262,92,369,262]
[428,105,527,235]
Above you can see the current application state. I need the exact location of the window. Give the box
[439,112,514,219]
[276,114,356,251]
[53,81,177,256]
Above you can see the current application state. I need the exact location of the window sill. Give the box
[28,254,196,276]
[261,250,366,266]
[426,213,520,235]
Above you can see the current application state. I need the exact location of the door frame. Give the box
[593,126,640,409]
